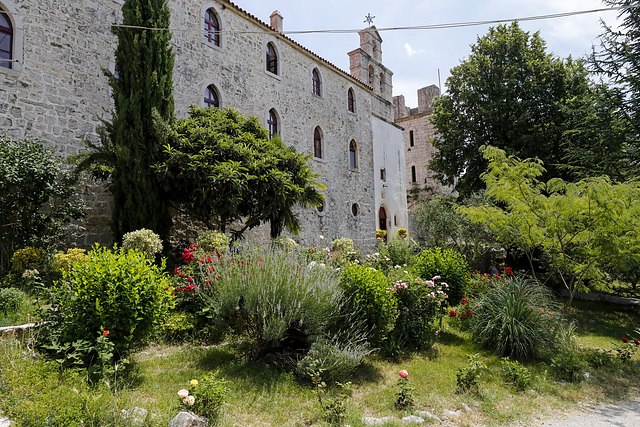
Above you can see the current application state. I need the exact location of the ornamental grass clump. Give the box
[199,247,344,359]
[470,276,559,360]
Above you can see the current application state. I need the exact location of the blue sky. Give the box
[231,0,621,107]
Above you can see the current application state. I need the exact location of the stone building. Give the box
[0,0,407,251]
[394,85,443,210]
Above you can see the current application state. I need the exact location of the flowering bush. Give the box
[177,373,228,422]
[271,236,299,252]
[414,247,469,304]
[52,248,89,273]
[199,247,344,359]
[331,238,355,254]
[11,247,47,272]
[121,228,163,259]
[195,230,229,254]
[395,369,415,409]
[390,275,448,349]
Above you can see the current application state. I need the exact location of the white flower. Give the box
[185,395,195,406]
[177,389,189,399]
[319,263,326,268]
[308,261,318,269]
[319,235,325,240]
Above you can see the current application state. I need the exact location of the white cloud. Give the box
[404,42,425,57]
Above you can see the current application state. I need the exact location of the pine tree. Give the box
[101,0,175,241]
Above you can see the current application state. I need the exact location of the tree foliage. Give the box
[412,194,496,269]
[589,0,640,179]
[460,146,640,305]
[78,0,175,242]
[155,106,325,240]
[429,22,593,197]
[0,136,85,270]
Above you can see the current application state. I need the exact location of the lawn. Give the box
[1,296,638,426]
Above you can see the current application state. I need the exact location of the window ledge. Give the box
[265,70,282,81]
[202,41,223,52]
[0,66,21,78]
[312,156,326,163]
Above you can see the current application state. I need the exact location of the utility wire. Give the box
[0,4,634,36]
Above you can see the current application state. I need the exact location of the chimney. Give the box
[270,10,283,33]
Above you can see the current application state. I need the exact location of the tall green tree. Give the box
[80,0,175,242]
[461,146,640,305]
[155,106,325,240]
[590,0,640,178]
[429,22,592,197]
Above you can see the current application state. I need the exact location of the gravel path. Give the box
[538,397,640,426]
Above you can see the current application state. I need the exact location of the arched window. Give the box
[411,165,417,183]
[313,126,323,159]
[312,68,321,96]
[409,130,414,147]
[349,140,358,169]
[378,206,387,233]
[204,85,219,108]
[266,42,278,75]
[379,73,385,96]
[0,8,13,69]
[347,88,355,113]
[352,203,360,217]
[368,65,374,86]
[204,9,220,46]
[268,109,278,139]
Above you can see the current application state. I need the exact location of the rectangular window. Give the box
[380,168,386,182]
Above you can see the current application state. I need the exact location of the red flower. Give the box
[461,298,469,305]
[399,369,409,379]
[635,340,640,346]
[103,330,109,336]
[622,337,629,343]
[449,310,457,317]
[182,249,195,263]
[503,267,514,276]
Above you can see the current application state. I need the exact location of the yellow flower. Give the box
[190,379,198,386]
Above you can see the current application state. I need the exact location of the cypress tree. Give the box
[104,0,174,241]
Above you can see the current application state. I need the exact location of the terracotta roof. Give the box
[219,0,372,90]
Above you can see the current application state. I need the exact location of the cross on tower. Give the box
[364,13,375,26]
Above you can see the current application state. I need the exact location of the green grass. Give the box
[1,301,639,426]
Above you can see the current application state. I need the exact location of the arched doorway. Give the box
[378,206,388,240]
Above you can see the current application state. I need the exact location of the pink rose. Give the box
[399,369,409,379]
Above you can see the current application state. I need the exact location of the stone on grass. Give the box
[362,417,394,425]
[169,411,209,427]
[443,409,461,418]
[120,407,147,426]
[402,415,424,423]
[415,410,440,421]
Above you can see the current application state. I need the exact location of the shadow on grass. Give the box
[563,299,640,340]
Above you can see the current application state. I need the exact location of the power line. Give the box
[0,4,634,36]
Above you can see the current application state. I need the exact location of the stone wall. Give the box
[0,0,404,252]
[394,85,443,210]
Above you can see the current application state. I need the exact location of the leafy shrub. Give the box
[414,247,469,304]
[339,264,398,344]
[11,247,47,272]
[158,312,197,343]
[178,373,228,422]
[272,235,299,252]
[376,229,387,241]
[550,350,587,383]
[0,287,27,317]
[0,136,85,270]
[39,245,174,368]
[390,276,447,349]
[331,237,355,254]
[378,236,416,268]
[456,354,486,393]
[52,248,88,272]
[199,248,343,359]
[121,228,163,259]
[470,276,559,360]
[309,370,351,425]
[296,333,373,382]
[583,348,619,369]
[196,230,229,253]
[500,358,531,391]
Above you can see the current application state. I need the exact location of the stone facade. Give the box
[0,0,406,252]
[394,85,443,210]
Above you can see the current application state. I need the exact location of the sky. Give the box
[230,0,622,107]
